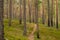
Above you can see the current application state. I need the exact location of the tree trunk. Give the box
[42,0,45,24]
[19,0,22,24]
[35,0,40,38]
[56,0,58,29]
[28,0,31,23]
[51,0,54,26]
[31,0,35,23]
[0,0,4,40]
[6,0,8,19]
[47,0,51,27]
[23,0,27,36]
[9,0,12,26]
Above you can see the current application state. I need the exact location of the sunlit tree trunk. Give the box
[0,0,4,40]
[23,0,27,35]
[56,0,58,29]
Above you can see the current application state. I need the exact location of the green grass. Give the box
[34,24,60,40]
[4,19,60,40]
[4,19,28,40]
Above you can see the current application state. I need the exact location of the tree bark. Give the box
[47,0,51,27]
[19,0,22,24]
[0,0,4,40]
[28,0,31,23]
[6,0,8,19]
[51,0,54,26]
[35,0,40,38]
[9,0,12,26]
[56,0,58,29]
[42,0,45,24]
[23,0,27,36]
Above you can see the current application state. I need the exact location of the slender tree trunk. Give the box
[9,0,12,26]
[0,0,4,40]
[6,0,8,19]
[28,0,31,23]
[51,0,54,26]
[56,0,58,29]
[47,0,51,27]
[19,0,22,24]
[35,0,40,38]
[32,1,35,23]
[12,0,14,19]
[32,11,34,23]
[23,0,27,35]
[13,7,15,19]
[42,0,45,24]
[13,1,16,19]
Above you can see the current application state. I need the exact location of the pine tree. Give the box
[51,0,54,26]
[28,0,31,23]
[56,0,58,29]
[19,0,22,24]
[47,0,51,27]
[0,0,4,40]
[35,0,40,38]
[9,0,12,26]
[42,0,45,24]
[23,0,27,35]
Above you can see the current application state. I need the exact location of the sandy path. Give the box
[28,24,37,40]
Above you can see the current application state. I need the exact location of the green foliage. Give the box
[4,19,28,40]
[38,0,42,7]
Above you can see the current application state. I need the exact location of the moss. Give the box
[4,19,60,40]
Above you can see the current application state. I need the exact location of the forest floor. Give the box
[4,19,60,40]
